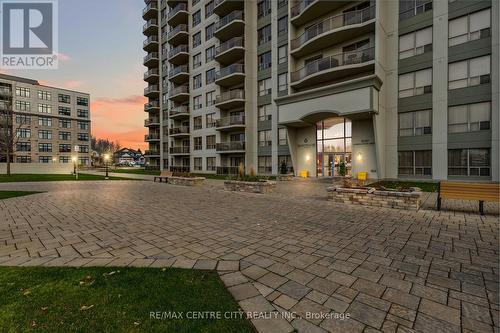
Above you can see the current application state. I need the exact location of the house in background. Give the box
[114,148,145,166]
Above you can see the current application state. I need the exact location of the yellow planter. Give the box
[300,170,309,178]
[357,172,367,181]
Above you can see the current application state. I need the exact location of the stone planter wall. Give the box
[327,186,422,211]
[276,174,294,181]
[224,180,277,194]
[167,176,205,186]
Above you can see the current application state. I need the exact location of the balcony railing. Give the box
[145,101,160,109]
[169,105,189,116]
[144,85,160,94]
[169,85,189,96]
[290,47,375,82]
[169,65,189,77]
[143,19,158,31]
[216,166,240,175]
[145,133,160,140]
[168,44,189,58]
[169,126,190,135]
[291,0,316,18]
[143,35,159,47]
[291,5,376,50]
[215,37,244,55]
[143,2,158,15]
[216,141,245,151]
[144,150,160,156]
[168,3,188,19]
[145,118,160,126]
[170,146,190,154]
[167,24,188,40]
[399,0,432,21]
[144,69,159,78]
[143,52,159,63]
[0,89,12,97]
[170,166,190,173]
[216,115,245,128]
[216,63,244,80]
[215,89,244,104]
[215,10,244,31]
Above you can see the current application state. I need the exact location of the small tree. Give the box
[0,98,24,176]
[337,161,347,177]
[280,160,288,174]
[237,162,245,180]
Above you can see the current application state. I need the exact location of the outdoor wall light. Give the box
[357,153,363,161]
[305,154,311,161]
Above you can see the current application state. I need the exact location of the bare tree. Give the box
[0,85,23,176]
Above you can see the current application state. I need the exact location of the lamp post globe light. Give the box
[104,154,110,179]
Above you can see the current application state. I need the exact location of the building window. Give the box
[194,157,202,171]
[278,16,288,36]
[193,95,202,109]
[38,90,51,101]
[278,155,293,173]
[448,102,491,133]
[205,0,214,18]
[16,142,31,152]
[278,128,287,145]
[206,135,216,149]
[38,103,52,114]
[259,130,272,146]
[193,31,201,48]
[206,91,216,106]
[15,101,30,111]
[59,156,70,163]
[449,9,490,47]
[194,116,202,130]
[38,130,52,140]
[16,156,31,163]
[16,114,31,124]
[257,25,271,45]
[258,104,271,121]
[38,116,52,127]
[192,0,200,5]
[278,45,288,64]
[258,156,272,174]
[38,143,52,152]
[206,157,216,171]
[194,137,202,150]
[205,46,215,62]
[398,150,432,176]
[205,23,215,41]
[15,87,30,98]
[257,0,271,18]
[79,157,90,166]
[399,0,432,21]
[58,106,71,116]
[192,10,201,27]
[58,94,70,103]
[59,119,71,128]
[193,53,202,68]
[77,121,89,130]
[258,78,272,96]
[16,129,31,138]
[77,109,89,118]
[78,145,89,153]
[206,113,216,128]
[78,133,89,141]
[448,148,490,176]
[206,68,216,84]
[77,97,89,106]
[398,68,432,98]
[39,156,51,163]
[448,55,490,90]
[258,51,272,71]
[278,73,288,92]
[193,74,202,89]
[59,144,71,153]
[59,131,71,140]
[399,27,432,59]
[398,110,431,136]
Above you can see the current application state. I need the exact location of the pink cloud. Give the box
[56,52,71,62]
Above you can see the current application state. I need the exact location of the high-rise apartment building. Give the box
[0,74,91,165]
[143,0,499,182]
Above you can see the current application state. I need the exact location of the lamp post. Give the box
[72,156,78,180]
[104,154,110,179]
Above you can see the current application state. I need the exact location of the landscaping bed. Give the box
[0,174,135,183]
[224,179,276,194]
[0,191,42,200]
[167,173,205,186]
[0,267,253,333]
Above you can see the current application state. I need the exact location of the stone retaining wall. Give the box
[276,174,294,181]
[327,186,422,211]
[224,180,277,194]
[167,177,205,186]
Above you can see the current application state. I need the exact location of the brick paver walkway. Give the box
[0,179,498,332]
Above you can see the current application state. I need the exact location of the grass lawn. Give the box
[0,191,42,200]
[0,267,254,333]
[369,180,438,193]
[0,174,135,183]
[110,169,160,176]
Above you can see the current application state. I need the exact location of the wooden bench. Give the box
[437,181,499,215]
[154,171,172,183]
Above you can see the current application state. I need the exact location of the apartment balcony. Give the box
[215,63,245,87]
[290,5,376,58]
[144,149,160,157]
[144,68,160,83]
[214,10,244,41]
[216,166,240,175]
[144,117,160,127]
[168,65,189,84]
[216,141,245,153]
[214,0,244,17]
[216,115,245,131]
[143,35,159,52]
[169,126,190,137]
[143,19,158,36]
[168,85,189,102]
[0,89,12,97]
[143,52,159,67]
[215,37,244,65]
[167,24,189,45]
[145,133,160,141]
[215,89,245,109]
[144,101,160,112]
[167,3,188,26]
[169,105,190,119]
[142,2,158,20]
[168,44,189,65]
[290,47,375,89]
[170,165,190,173]
[144,84,160,98]
[169,146,190,155]
[290,0,349,26]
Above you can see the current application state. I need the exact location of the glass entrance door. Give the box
[323,153,352,176]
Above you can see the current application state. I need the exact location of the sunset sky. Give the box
[2,0,148,151]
